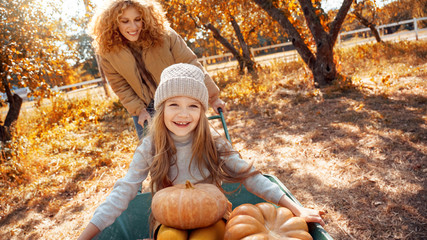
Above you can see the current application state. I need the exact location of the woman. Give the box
[88,0,225,139]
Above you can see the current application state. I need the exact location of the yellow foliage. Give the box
[335,40,427,96]
[0,41,425,229]
[0,94,134,219]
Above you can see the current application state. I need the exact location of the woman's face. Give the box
[118,7,142,42]
[164,96,202,137]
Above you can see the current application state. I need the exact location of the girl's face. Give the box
[118,7,142,42]
[164,96,202,137]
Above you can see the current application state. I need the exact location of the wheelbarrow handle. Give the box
[208,108,232,143]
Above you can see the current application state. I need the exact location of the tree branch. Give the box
[298,0,328,45]
[252,0,315,67]
[181,3,203,29]
[204,23,241,58]
[329,0,354,44]
[230,15,251,59]
[354,11,374,26]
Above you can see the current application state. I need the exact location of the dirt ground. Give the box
[2,79,426,239]
[0,42,426,239]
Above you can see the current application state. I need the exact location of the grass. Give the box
[0,40,426,239]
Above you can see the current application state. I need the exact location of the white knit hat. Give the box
[154,63,208,110]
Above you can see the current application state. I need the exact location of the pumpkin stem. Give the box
[185,180,194,189]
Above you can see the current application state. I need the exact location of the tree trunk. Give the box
[312,40,337,86]
[354,12,382,43]
[4,94,23,127]
[253,0,353,87]
[204,23,248,75]
[370,25,382,43]
[230,16,258,77]
[0,82,23,142]
[95,54,111,98]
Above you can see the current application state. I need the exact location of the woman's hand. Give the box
[210,98,226,114]
[138,108,152,127]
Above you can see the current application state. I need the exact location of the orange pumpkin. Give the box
[224,203,313,240]
[151,180,228,230]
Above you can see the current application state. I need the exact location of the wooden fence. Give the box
[52,17,426,92]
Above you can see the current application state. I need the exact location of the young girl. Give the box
[87,0,225,139]
[78,63,325,239]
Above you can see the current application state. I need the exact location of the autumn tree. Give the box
[0,0,74,141]
[350,0,382,42]
[71,29,99,79]
[379,0,427,27]
[163,0,284,76]
[69,0,100,80]
[253,0,354,87]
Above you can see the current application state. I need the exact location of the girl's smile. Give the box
[164,96,201,137]
[118,7,142,42]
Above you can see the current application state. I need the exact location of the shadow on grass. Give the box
[273,170,426,239]
[227,87,426,239]
[0,116,133,239]
[0,166,95,239]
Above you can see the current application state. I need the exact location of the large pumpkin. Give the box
[224,203,313,240]
[151,180,228,229]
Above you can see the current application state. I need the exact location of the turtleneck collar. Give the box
[169,131,193,147]
[127,42,143,53]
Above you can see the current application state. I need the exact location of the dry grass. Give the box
[0,40,426,239]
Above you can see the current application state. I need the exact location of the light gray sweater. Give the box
[90,132,285,231]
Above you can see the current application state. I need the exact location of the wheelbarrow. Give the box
[93,109,333,240]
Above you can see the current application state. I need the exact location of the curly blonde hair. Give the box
[88,0,170,55]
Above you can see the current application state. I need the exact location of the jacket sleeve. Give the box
[99,56,146,116]
[168,28,220,105]
[218,140,285,204]
[90,138,153,231]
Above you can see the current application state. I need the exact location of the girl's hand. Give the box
[278,195,326,226]
[294,206,326,227]
[138,108,152,127]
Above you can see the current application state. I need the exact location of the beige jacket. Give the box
[99,28,220,116]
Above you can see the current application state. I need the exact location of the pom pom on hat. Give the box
[154,63,208,110]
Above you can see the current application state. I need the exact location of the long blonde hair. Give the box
[88,0,170,55]
[147,103,258,194]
